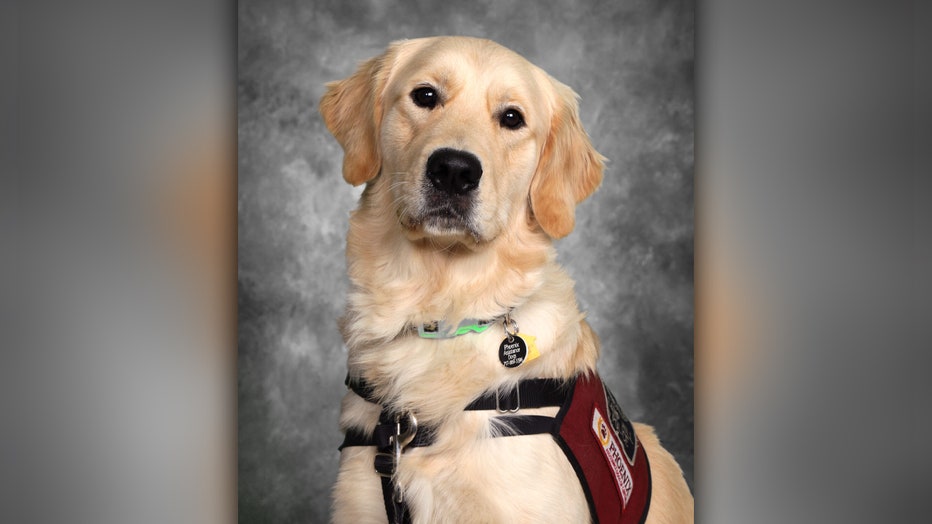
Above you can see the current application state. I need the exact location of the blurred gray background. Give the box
[238,0,693,521]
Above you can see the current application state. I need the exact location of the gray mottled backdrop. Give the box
[238,0,693,521]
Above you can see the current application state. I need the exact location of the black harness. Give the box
[340,377,571,524]
[339,374,651,524]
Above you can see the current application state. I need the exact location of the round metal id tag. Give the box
[499,335,528,368]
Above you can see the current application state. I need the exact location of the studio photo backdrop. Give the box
[238,1,694,521]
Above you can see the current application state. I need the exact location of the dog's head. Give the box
[320,37,604,244]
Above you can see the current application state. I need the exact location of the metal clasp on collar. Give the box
[495,387,520,413]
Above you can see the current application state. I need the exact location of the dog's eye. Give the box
[499,108,525,130]
[411,86,439,109]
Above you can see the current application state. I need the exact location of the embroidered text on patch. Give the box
[591,407,633,507]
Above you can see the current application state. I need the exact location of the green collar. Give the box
[415,317,498,339]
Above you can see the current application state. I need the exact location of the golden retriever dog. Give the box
[321,36,693,524]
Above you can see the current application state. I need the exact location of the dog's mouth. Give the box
[400,194,483,244]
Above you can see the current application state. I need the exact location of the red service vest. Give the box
[554,374,651,524]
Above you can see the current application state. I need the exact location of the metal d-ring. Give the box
[396,411,418,449]
[377,411,419,483]
[503,314,519,343]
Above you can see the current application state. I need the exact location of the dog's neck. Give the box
[342,191,556,346]
[339,182,599,419]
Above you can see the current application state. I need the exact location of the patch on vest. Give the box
[591,407,634,507]
[603,384,638,465]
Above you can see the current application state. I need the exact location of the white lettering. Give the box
[591,408,634,506]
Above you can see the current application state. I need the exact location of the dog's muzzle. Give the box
[407,148,484,240]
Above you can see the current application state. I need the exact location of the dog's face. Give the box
[321,37,604,244]
[378,40,550,244]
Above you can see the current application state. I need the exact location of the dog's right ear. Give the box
[529,80,605,239]
[319,48,395,186]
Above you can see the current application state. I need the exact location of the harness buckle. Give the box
[374,411,418,480]
[495,387,521,413]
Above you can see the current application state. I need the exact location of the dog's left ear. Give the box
[530,80,605,238]
[319,47,396,186]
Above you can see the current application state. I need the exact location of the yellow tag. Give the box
[522,334,540,363]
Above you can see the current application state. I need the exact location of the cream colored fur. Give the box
[321,36,693,523]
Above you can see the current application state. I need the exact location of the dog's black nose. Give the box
[425,148,483,195]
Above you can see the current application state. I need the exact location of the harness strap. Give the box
[493,414,557,436]
[464,378,570,412]
[339,422,434,450]
[345,376,570,411]
[340,414,557,449]
[380,475,411,524]
[340,377,570,524]
[344,375,379,403]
